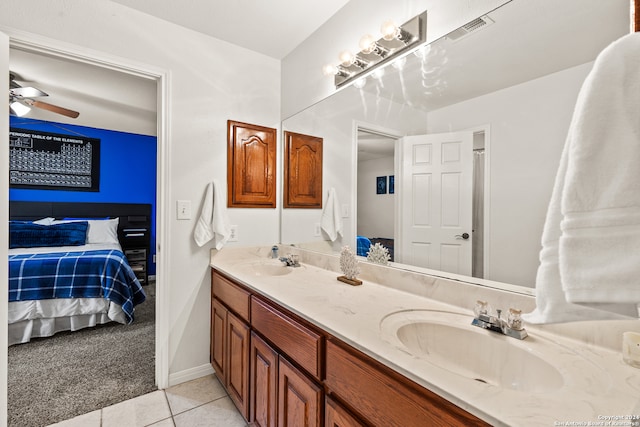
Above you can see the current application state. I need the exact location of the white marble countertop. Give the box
[211,246,640,427]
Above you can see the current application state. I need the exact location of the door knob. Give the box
[455,232,470,240]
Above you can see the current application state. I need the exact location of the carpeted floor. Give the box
[7,281,157,427]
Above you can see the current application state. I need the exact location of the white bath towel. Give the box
[194,180,231,250]
[524,33,640,324]
[321,187,343,242]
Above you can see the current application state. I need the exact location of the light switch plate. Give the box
[177,200,191,220]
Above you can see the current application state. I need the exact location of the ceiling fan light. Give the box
[10,101,31,117]
[10,86,48,98]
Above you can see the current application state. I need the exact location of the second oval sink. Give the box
[380,310,565,393]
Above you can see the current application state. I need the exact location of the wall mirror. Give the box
[280,0,630,294]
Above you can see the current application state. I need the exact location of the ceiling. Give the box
[8,0,350,134]
[109,0,350,60]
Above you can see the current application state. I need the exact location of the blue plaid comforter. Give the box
[9,249,146,323]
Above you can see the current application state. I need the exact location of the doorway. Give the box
[354,124,403,261]
[2,34,170,425]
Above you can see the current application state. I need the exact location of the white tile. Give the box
[173,396,247,427]
[102,390,172,427]
[46,410,101,427]
[165,374,227,415]
[147,417,175,426]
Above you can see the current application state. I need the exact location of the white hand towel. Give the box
[321,187,343,242]
[194,180,231,250]
[524,33,640,324]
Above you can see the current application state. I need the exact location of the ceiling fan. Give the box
[9,72,80,118]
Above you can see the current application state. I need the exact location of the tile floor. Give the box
[46,374,247,427]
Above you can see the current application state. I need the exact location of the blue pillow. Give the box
[9,221,89,249]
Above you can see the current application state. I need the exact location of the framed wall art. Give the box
[9,128,100,192]
[376,176,387,194]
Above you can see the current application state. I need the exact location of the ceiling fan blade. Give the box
[10,86,48,98]
[27,99,80,119]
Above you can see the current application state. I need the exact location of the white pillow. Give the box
[52,217,120,244]
[86,218,120,244]
[32,217,55,225]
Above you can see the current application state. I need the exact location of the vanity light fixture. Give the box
[322,63,351,78]
[380,19,416,44]
[323,11,427,88]
[359,34,390,58]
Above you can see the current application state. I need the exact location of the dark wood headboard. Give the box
[9,201,153,283]
[9,201,151,232]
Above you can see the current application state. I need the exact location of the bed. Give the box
[357,235,394,261]
[8,202,150,346]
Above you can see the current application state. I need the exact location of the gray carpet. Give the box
[7,282,157,427]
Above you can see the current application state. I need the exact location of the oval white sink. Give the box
[249,263,294,276]
[380,310,565,393]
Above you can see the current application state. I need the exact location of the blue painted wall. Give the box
[9,116,157,275]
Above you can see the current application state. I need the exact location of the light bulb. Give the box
[359,34,376,54]
[339,50,355,67]
[391,56,406,70]
[380,20,399,41]
[353,77,366,89]
[371,67,385,80]
[322,64,338,76]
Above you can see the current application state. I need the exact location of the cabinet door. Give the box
[250,332,278,427]
[227,120,277,208]
[278,357,322,427]
[283,131,323,208]
[227,311,250,419]
[211,298,227,380]
[325,397,365,427]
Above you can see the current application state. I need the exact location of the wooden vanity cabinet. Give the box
[325,338,490,427]
[251,296,323,427]
[250,331,278,427]
[211,271,251,419]
[211,269,489,427]
[278,357,322,427]
[325,397,365,427]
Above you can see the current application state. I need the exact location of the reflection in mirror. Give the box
[280,0,630,293]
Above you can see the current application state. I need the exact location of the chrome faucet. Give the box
[279,254,301,267]
[471,301,528,340]
[271,245,279,259]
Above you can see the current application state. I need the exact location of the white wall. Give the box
[0,0,280,387]
[281,0,510,119]
[281,85,427,249]
[426,62,593,286]
[357,156,395,238]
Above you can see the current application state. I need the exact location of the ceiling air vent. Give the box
[446,15,494,42]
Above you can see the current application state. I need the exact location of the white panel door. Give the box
[399,131,473,275]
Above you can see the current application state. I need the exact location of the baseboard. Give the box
[168,363,215,387]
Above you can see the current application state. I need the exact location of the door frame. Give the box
[351,121,403,255]
[1,29,172,395]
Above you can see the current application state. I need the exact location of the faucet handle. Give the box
[507,308,524,330]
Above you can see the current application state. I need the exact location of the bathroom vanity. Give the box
[210,246,640,426]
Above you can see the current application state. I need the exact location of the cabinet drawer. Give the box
[251,297,321,379]
[125,249,147,261]
[212,271,250,322]
[325,339,489,427]
[129,261,146,272]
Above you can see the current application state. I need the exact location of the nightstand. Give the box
[121,226,150,285]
